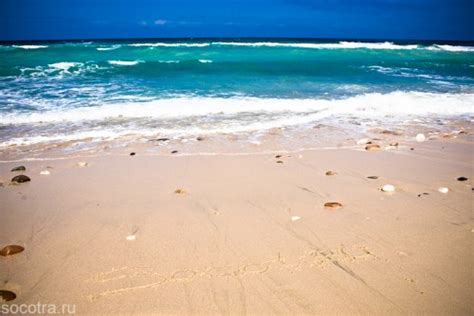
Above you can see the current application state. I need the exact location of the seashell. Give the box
[11,175,30,184]
[276,160,284,164]
[415,133,426,142]
[77,161,88,167]
[291,216,301,222]
[0,245,24,257]
[39,170,50,175]
[357,138,370,145]
[438,187,449,194]
[0,290,16,302]
[174,189,186,194]
[324,202,343,209]
[126,235,136,241]
[367,176,379,180]
[381,184,395,192]
[365,144,380,151]
[325,171,337,176]
[11,166,26,172]
[457,176,468,181]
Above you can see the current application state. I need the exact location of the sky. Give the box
[0,0,473,41]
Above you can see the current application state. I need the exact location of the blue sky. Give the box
[1,0,473,41]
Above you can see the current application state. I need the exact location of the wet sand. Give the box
[0,131,473,315]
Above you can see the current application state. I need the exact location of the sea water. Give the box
[0,40,473,147]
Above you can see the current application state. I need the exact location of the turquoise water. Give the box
[0,40,473,146]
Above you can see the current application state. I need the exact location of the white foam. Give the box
[13,45,48,49]
[198,59,213,63]
[212,41,418,50]
[128,43,210,47]
[97,45,121,51]
[2,91,472,126]
[108,60,142,66]
[427,44,474,52]
[49,62,81,71]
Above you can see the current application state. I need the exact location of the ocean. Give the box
[0,39,473,148]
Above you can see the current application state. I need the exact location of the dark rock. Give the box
[11,166,26,172]
[196,136,205,141]
[367,176,378,179]
[0,245,24,257]
[11,175,31,184]
[130,152,136,156]
[275,155,282,158]
[457,176,468,181]
[276,161,284,164]
[171,150,178,154]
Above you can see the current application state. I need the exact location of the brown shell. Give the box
[325,171,337,176]
[11,175,31,184]
[324,202,343,209]
[174,189,186,194]
[367,176,379,180]
[365,144,380,151]
[0,290,16,302]
[0,245,25,257]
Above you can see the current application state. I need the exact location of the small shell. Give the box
[0,290,16,302]
[126,235,136,241]
[325,171,337,176]
[365,144,380,151]
[438,187,449,194]
[174,189,186,194]
[357,138,370,145]
[324,202,343,209]
[77,161,88,167]
[0,245,24,257]
[11,166,26,172]
[291,216,301,222]
[40,170,50,175]
[381,184,395,192]
[415,133,426,142]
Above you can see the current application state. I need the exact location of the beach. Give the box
[1,123,473,314]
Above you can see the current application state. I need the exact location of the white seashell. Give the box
[39,170,50,175]
[126,235,136,241]
[291,216,301,222]
[438,187,449,194]
[357,138,370,145]
[415,133,426,142]
[381,184,396,192]
[77,161,88,167]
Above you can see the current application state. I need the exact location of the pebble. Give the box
[39,170,51,175]
[0,245,24,257]
[325,171,337,176]
[77,161,88,167]
[324,202,343,209]
[11,166,26,172]
[438,187,449,194]
[291,216,301,222]
[415,133,426,142]
[130,152,136,156]
[126,235,136,241]
[457,177,468,182]
[367,176,379,180]
[11,175,31,184]
[381,184,395,192]
[174,189,186,194]
[365,144,381,151]
[171,150,178,154]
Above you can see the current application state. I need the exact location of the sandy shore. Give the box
[0,129,473,315]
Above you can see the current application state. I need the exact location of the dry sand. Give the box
[0,130,473,315]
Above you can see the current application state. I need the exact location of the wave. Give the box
[12,45,48,49]
[48,62,82,71]
[128,43,210,47]
[198,59,213,63]
[2,91,472,125]
[211,41,419,50]
[97,45,121,51]
[427,44,474,52]
[108,60,142,66]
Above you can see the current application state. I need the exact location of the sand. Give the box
[0,130,473,315]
